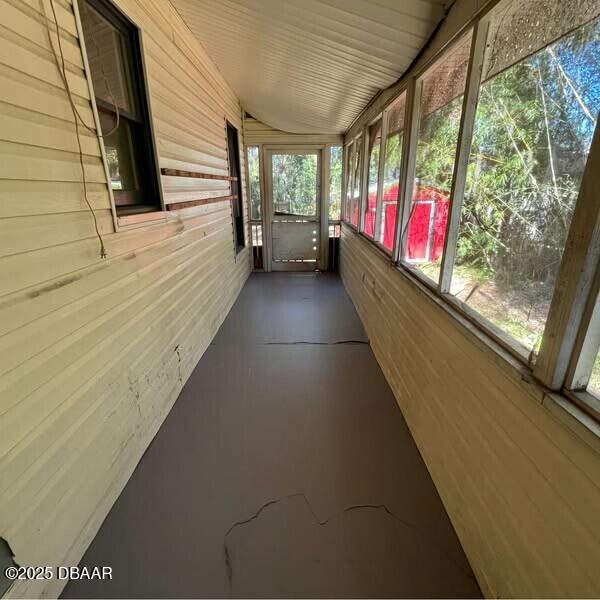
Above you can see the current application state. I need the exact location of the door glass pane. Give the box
[271,153,318,218]
[81,3,135,115]
[380,92,407,251]
[247,146,261,220]
[329,146,342,220]
[450,3,600,353]
[364,119,382,238]
[402,31,473,281]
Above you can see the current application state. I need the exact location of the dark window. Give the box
[81,0,161,215]
[227,122,245,252]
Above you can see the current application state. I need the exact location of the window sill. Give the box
[343,224,600,451]
[117,210,167,229]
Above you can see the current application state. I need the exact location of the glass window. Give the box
[81,0,161,214]
[379,92,407,251]
[568,290,600,413]
[271,153,318,218]
[329,146,342,221]
[343,142,354,222]
[364,119,382,238]
[401,31,473,281]
[247,146,261,220]
[350,136,363,228]
[449,2,600,353]
[589,349,600,398]
[227,123,245,252]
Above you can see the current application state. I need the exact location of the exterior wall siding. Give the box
[0,0,250,597]
[340,225,600,598]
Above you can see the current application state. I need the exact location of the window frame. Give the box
[396,26,477,286]
[76,0,164,226]
[345,134,363,232]
[226,120,246,254]
[360,114,384,240]
[327,144,343,223]
[375,86,410,255]
[341,4,600,430]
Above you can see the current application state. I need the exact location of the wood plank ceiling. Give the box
[170,0,450,133]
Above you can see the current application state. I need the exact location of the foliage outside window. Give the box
[379,92,407,251]
[247,146,261,220]
[343,142,354,222]
[449,3,600,354]
[271,153,318,217]
[401,31,473,282]
[329,146,342,220]
[364,119,382,238]
[350,137,363,228]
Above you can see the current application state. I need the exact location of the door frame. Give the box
[262,145,329,272]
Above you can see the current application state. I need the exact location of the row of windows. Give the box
[342,0,600,414]
[79,0,245,250]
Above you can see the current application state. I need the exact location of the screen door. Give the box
[266,149,322,271]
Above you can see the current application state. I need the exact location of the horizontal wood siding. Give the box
[0,0,250,597]
[243,117,343,145]
[340,225,600,598]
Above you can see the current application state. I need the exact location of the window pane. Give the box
[329,146,342,220]
[247,146,261,220]
[98,108,139,201]
[380,92,407,251]
[450,4,600,353]
[271,153,318,218]
[402,31,472,282]
[81,3,135,115]
[350,137,363,228]
[364,119,382,238]
[344,142,353,222]
[589,350,600,398]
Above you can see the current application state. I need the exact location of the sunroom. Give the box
[0,0,599,598]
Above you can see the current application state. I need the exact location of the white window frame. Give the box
[341,5,600,427]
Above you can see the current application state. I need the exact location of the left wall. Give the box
[0,0,250,596]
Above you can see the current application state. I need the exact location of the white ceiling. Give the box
[171,0,449,133]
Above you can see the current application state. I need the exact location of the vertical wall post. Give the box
[320,146,330,271]
[534,120,600,390]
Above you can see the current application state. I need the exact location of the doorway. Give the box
[264,148,327,271]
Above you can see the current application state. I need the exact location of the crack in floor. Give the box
[263,340,369,346]
[223,493,420,597]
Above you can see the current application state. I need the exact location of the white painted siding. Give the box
[243,116,343,146]
[340,226,600,598]
[0,0,250,597]
[172,0,448,134]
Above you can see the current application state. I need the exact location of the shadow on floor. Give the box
[63,272,481,599]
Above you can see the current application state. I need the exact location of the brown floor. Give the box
[62,272,481,599]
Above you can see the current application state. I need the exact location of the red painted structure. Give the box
[363,183,449,257]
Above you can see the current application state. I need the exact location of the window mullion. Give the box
[374,111,389,243]
[439,17,489,294]
[393,77,420,263]
[534,121,600,390]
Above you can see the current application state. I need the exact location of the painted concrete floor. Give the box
[63,272,481,599]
